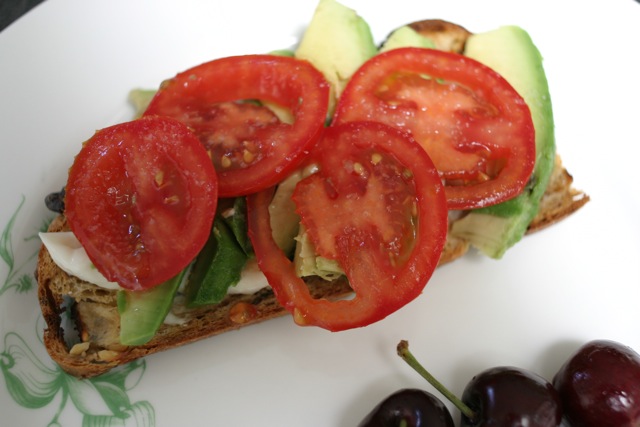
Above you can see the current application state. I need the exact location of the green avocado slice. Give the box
[294,0,377,116]
[379,25,436,52]
[117,270,186,346]
[450,26,557,259]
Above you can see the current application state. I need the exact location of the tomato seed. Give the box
[164,195,179,205]
[220,155,232,168]
[243,149,255,164]
[154,170,164,187]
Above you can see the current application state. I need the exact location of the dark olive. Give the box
[45,187,65,213]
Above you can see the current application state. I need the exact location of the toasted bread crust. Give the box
[37,20,589,378]
[528,156,590,233]
[408,19,472,52]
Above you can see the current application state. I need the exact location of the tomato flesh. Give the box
[144,54,329,198]
[65,116,218,290]
[247,121,448,331]
[333,47,535,210]
[192,102,279,171]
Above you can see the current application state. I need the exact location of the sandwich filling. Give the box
[40,0,574,349]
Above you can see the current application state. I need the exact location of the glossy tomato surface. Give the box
[65,116,218,290]
[144,54,329,197]
[247,121,448,331]
[333,47,535,210]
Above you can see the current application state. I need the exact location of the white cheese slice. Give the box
[39,232,121,290]
[227,258,269,295]
[39,232,270,295]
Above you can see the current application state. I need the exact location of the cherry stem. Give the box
[397,340,477,421]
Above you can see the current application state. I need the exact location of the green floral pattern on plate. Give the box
[0,196,38,297]
[0,197,156,426]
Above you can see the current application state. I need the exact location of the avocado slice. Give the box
[379,25,436,52]
[269,49,294,57]
[271,168,344,279]
[450,26,556,258]
[117,269,186,346]
[294,0,377,115]
[294,224,344,280]
[268,170,305,257]
[184,216,248,307]
[128,88,156,118]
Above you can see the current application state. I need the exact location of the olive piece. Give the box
[45,187,65,213]
[553,339,640,427]
[358,388,454,427]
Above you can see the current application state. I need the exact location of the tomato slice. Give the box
[65,116,218,291]
[144,54,329,198]
[247,121,448,331]
[333,47,535,210]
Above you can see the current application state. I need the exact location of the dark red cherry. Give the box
[397,341,561,427]
[553,339,640,427]
[358,388,455,427]
[460,366,562,427]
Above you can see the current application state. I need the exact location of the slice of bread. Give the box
[36,154,587,378]
[36,212,471,378]
[36,20,589,379]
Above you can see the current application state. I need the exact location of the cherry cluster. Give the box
[358,339,640,427]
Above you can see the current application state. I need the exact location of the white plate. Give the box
[1,0,639,425]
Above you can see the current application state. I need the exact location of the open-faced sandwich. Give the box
[36,0,589,378]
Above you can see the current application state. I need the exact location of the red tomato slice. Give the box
[247,121,448,331]
[144,54,329,198]
[333,47,535,210]
[65,116,218,291]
